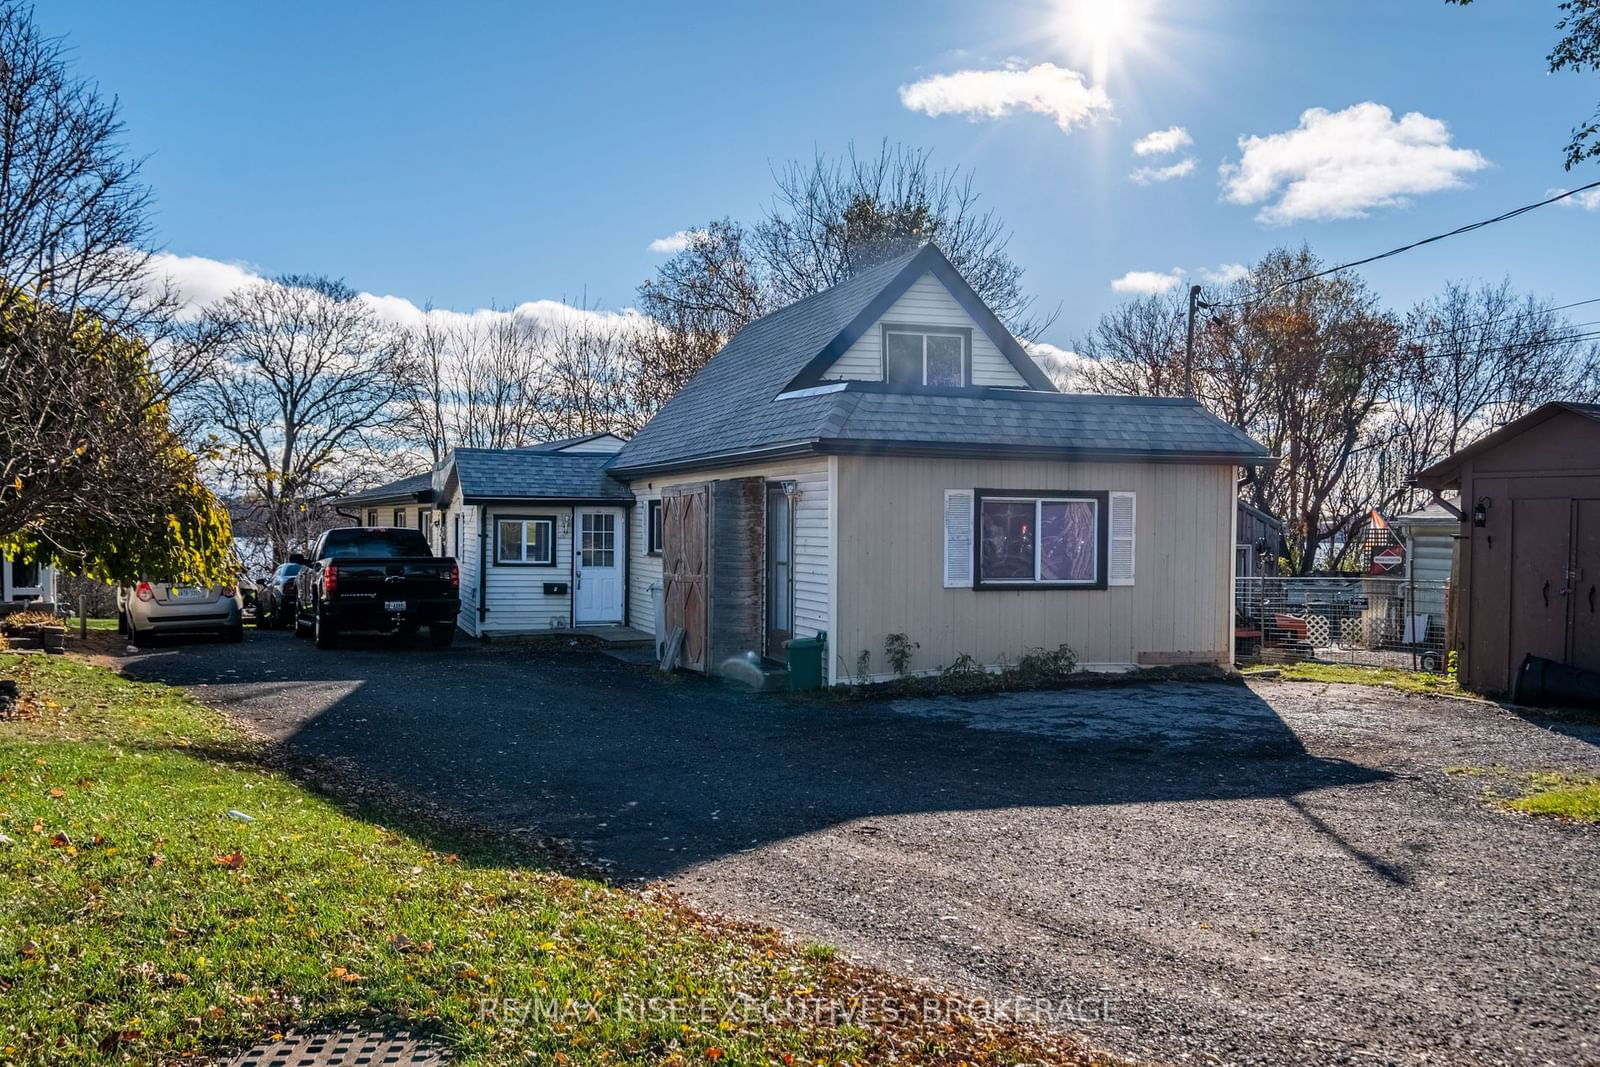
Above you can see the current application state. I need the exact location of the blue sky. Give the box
[43,1,1598,350]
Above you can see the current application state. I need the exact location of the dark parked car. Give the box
[255,562,304,628]
[294,527,459,650]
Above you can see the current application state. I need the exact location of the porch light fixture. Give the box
[1473,497,1490,528]
[780,479,801,504]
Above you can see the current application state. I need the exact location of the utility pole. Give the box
[1184,284,1202,397]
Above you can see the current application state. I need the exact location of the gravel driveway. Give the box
[116,631,1600,1066]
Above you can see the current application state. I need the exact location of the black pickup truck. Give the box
[292,527,459,650]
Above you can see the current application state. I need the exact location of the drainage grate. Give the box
[227,1024,449,1066]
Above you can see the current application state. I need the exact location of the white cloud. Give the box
[1200,262,1250,285]
[647,229,704,254]
[1110,269,1185,295]
[152,252,643,335]
[1130,158,1196,185]
[1025,341,1093,391]
[1106,263,1249,294]
[146,252,262,319]
[1220,102,1489,225]
[1133,126,1192,156]
[1551,185,1600,211]
[898,62,1111,133]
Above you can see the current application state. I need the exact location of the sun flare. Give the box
[1055,0,1152,84]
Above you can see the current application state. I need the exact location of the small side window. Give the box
[646,500,663,555]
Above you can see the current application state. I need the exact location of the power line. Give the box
[1402,327,1600,362]
[1203,181,1600,312]
[1402,298,1600,343]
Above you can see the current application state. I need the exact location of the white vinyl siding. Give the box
[822,272,1030,387]
[454,498,481,635]
[483,511,576,633]
[627,457,831,641]
[555,434,627,454]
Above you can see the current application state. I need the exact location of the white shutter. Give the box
[1108,491,1136,586]
[943,489,974,588]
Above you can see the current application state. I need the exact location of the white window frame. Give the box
[974,490,1105,589]
[881,324,969,387]
[494,516,556,567]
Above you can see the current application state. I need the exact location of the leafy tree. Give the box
[1077,248,1401,573]
[0,3,231,584]
[0,294,233,583]
[1448,0,1600,169]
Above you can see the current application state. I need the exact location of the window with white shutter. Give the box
[1108,491,1136,586]
[943,489,974,588]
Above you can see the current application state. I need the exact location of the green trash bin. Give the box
[786,631,827,690]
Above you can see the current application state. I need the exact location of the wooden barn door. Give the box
[661,486,709,671]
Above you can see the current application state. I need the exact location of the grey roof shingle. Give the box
[613,248,929,473]
[818,388,1271,461]
[610,243,1271,474]
[337,471,435,506]
[441,449,630,502]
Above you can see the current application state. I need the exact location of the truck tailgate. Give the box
[331,558,455,600]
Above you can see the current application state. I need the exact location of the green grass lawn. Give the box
[0,654,1104,1066]
[1504,772,1600,823]
[1446,766,1600,824]
[1241,662,1462,695]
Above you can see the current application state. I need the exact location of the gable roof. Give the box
[611,243,1271,476]
[337,471,436,507]
[436,449,631,503]
[1415,402,1600,486]
[516,432,626,453]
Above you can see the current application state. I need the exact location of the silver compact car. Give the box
[117,580,245,645]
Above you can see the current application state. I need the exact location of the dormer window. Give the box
[883,325,970,387]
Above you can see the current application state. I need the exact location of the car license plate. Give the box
[170,587,207,600]
[384,600,406,612]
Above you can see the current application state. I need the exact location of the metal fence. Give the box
[1234,575,1451,672]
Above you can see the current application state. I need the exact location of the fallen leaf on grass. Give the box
[47,787,63,798]
[326,966,365,984]
[17,940,38,959]
[147,853,165,868]
[213,851,245,869]
[97,1030,141,1055]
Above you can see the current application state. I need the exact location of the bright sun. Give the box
[1057,0,1151,84]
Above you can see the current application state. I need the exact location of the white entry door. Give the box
[574,508,624,624]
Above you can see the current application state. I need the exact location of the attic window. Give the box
[883,325,968,387]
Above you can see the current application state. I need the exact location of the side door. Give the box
[765,482,794,655]
[1509,498,1573,679]
[1572,499,1600,673]
[573,508,624,624]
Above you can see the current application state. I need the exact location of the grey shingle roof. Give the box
[817,388,1272,462]
[441,449,630,502]
[610,242,1272,475]
[337,471,436,506]
[613,248,931,474]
